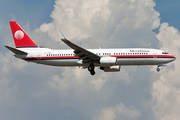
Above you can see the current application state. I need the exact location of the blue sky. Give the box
[155,0,180,30]
[0,0,54,29]
[0,0,180,120]
[0,0,180,31]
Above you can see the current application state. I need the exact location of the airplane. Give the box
[5,21,176,75]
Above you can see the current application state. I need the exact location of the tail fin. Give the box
[9,21,38,48]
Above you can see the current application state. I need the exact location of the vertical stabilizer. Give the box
[9,21,38,48]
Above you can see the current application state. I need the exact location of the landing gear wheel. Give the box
[88,66,94,71]
[156,67,160,72]
[88,63,95,75]
[90,70,95,75]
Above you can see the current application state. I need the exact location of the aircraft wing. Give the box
[58,30,100,63]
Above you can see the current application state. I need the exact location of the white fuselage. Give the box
[16,47,175,67]
[7,21,176,75]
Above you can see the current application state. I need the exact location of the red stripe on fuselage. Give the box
[23,54,175,61]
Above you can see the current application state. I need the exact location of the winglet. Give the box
[57,29,66,40]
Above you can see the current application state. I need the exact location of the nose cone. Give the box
[173,56,176,61]
[170,55,176,62]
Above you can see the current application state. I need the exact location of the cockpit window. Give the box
[162,52,169,54]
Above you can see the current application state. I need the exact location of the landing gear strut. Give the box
[88,63,95,75]
[156,64,166,72]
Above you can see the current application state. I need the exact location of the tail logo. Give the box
[15,30,24,40]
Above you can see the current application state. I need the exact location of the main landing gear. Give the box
[88,63,95,75]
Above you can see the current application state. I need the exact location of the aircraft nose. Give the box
[171,55,176,61]
[173,56,176,61]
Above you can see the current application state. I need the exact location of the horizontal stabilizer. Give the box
[5,46,27,55]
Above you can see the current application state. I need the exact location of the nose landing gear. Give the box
[156,64,166,72]
[156,67,160,72]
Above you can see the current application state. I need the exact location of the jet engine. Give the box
[100,66,120,72]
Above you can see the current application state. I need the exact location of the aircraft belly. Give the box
[35,59,81,66]
[116,58,171,65]
[26,57,173,67]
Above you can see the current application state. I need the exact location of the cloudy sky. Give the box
[0,0,180,120]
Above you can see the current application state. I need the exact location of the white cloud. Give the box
[0,78,19,106]
[152,23,180,120]
[37,0,160,48]
[30,0,162,119]
[48,67,109,92]
[1,0,175,120]
[94,103,141,120]
[0,51,28,76]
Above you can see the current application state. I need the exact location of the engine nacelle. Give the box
[100,66,121,72]
[100,57,117,65]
